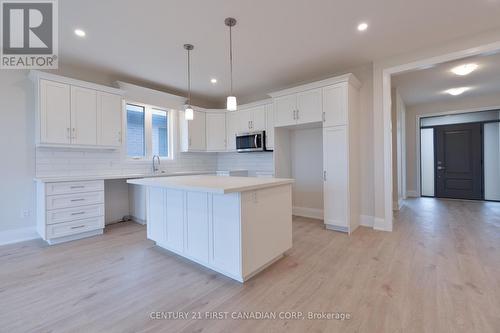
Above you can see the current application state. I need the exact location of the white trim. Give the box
[393,199,403,211]
[359,215,374,227]
[29,70,124,95]
[237,99,273,110]
[0,227,39,246]
[268,73,361,97]
[292,206,323,220]
[381,40,500,233]
[373,217,392,232]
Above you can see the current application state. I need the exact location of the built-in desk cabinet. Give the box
[31,71,123,149]
[36,180,105,244]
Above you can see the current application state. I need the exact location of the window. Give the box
[151,109,168,157]
[125,103,171,160]
[126,104,145,157]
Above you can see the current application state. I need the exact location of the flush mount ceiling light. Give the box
[74,29,86,37]
[225,17,237,111]
[445,87,470,96]
[184,44,194,121]
[451,63,478,76]
[210,78,217,84]
[357,22,368,31]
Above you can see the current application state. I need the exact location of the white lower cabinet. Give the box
[147,188,241,277]
[36,180,105,244]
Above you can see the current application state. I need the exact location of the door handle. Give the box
[437,166,446,170]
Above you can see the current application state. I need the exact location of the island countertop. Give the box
[126,175,294,194]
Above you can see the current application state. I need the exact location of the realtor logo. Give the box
[1,0,58,68]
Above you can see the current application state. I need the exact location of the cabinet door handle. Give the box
[72,128,76,140]
[323,171,327,181]
[322,112,326,122]
[296,109,299,120]
[66,127,70,139]
[71,211,85,216]
[70,198,85,202]
[189,137,192,147]
[292,110,296,120]
[70,186,85,189]
[71,225,86,229]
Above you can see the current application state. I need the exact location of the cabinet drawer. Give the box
[46,191,104,210]
[46,180,104,196]
[46,216,104,239]
[46,204,104,225]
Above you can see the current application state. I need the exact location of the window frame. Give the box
[124,100,174,161]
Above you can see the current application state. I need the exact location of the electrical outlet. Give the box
[21,209,31,218]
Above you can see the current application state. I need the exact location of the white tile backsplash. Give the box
[36,148,274,178]
[216,152,274,176]
[35,148,218,178]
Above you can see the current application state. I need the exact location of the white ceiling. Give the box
[59,0,500,106]
[392,52,500,107]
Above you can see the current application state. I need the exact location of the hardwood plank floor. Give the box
[1,198,499,333]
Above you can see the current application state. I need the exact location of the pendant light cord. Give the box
[187,48,191,106]
[229,24,233,96]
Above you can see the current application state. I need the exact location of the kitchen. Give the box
[2,1,500,332]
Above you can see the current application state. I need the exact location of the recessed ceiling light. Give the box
[210,78,217,84]
[357,22,368,31]
[445,87,470,96]
[74,29,86,37]
[451,63,478,76]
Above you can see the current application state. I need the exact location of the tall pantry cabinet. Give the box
[270,74,361,233]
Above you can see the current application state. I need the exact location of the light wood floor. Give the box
[1,198,500,333]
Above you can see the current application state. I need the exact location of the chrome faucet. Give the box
[152,155,160,173]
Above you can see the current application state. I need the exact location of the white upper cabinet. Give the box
[97,92,122,147]
[273,88,322,127]
[226,111,239,151]
[71,86,98,145]
[180,110,206,152]
[33,71,124,149]
[206,112,226,151]
[274,94,297,127]
[296,88,323,124]
[250,106,266,131]
[323,83,347,127]
[40,80,71,144]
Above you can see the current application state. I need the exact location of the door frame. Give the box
[380,39,500,232]
[415,106,500,198]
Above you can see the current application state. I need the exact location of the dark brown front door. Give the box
[435,123,483,200]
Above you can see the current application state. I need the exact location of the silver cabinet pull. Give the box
[70,186,85,189]
[296,109,299,120]
[66,127,70,139]
[70,225,85,229]
[322,112,326,122]
[323,171,327,181]
[70,198,85,202]
[71,212,85,216]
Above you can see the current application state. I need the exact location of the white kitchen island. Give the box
[127,175,294,282]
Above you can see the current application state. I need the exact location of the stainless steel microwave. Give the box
[236,131,268,152]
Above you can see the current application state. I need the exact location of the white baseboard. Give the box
[406,190,419,198]
[292,206,323,220]
[393,199,404,211]
[0,227,39,246]
[359,215,374,227]
[374,217,392,232]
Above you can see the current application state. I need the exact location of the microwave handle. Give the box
[254,134,258,148]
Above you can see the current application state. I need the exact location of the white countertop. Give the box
[34,171,213,183]
[127,175,294,194]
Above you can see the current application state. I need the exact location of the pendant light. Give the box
[184,44,194,120]
[225,17,237,111]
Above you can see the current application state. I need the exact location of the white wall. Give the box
[290,127,323,217]
[0,70,36,235]
[405,93,500,196]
